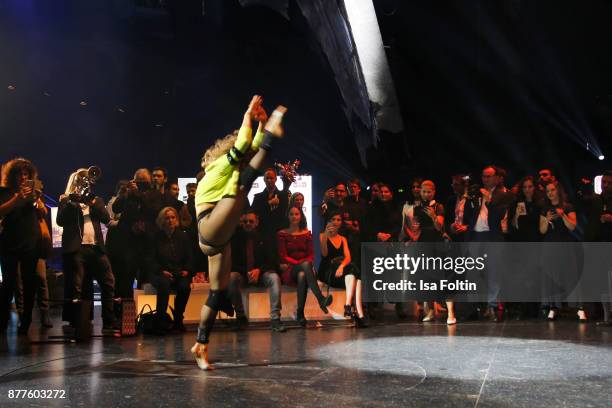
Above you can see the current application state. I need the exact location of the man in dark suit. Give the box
[227,211,285,332]
[251,168,289,234]
[57,173,118,334]
[463,166,515,321]
[251,168,289,268]
[464,166,514,241]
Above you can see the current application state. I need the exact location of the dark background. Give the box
[1,0,611,204]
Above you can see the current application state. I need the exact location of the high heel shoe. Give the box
[354,313,368,328]
[297,310,308,327]
[547,309,557,321]
[318,295,333,314]
[344,305,352,318]
[191,342,212,371]
[422,310,435,322]
[446,317,457,325]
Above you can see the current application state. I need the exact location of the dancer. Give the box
[191,95,286,370]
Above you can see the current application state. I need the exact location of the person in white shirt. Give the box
[463,166,514,322]
[57,169,119,336]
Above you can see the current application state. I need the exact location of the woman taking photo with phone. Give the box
[539,182,585,321]
[0,158,44,334]
[317,211,366,327]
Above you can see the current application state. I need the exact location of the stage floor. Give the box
[1,312,612,407]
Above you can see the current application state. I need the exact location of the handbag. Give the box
[136,304,174,334]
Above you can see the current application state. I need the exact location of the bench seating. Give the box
[134,283,351,323]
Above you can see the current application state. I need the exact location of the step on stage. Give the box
[1,314,612,407]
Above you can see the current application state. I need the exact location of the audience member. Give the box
[58,168,118,335]
[147,207,193,334]
[278,207,332,326]
[228,211,285,332]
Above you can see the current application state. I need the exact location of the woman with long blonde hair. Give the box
[191,95,287,370]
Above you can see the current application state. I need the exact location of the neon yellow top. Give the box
[195,126,264,206]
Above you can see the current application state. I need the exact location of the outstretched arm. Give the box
[231,95,263,160]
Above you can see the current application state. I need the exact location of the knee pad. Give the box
[238,165,262,191]
[206,289,234,317]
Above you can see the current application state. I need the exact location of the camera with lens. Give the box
[68,166,102,203]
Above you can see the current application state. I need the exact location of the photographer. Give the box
[57,169,119,335]
[112,168,173,295]
[0,158,44,334]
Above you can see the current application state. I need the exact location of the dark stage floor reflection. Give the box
[1,314,612,408]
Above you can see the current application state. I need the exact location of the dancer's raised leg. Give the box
[197,104,287,254]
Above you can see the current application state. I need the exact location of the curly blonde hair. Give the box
[201,130,239,169]
[1,157,37,190]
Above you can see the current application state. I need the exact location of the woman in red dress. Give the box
[277,207,333,326]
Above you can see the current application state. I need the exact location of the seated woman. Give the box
[317,211,366,327]
[148,207,193,334]
[278,207,333,326]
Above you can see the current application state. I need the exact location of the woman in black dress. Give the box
[508,176,543,318]
[510,176,544,242]
[318,211,366,327]
[539,182,585,321]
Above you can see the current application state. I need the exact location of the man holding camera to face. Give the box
[112,168,174,296]
[57,168,119,336]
